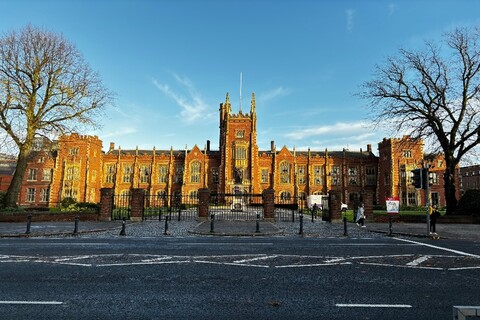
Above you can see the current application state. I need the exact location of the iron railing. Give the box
[143,194,198,221]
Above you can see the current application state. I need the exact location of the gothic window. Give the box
[314,165,323,185]
[280,191,291,200]
[280,161,291,184]
[212,168,219,184]
[236,130,245,138]
[297,165,306,185]
[105,164,115,183]
[158,165,168,183]
[190,161,201,183]
[331,165,340,186]
[366,166,376,186]
[261,169,269,183]
[298,192,306,201]
[235,146,247,160]
[403,150,412,158]
[348,166,358,185]
[69,148,79,156]
[430,172,439,185]
[140,165,150,184]
[65,166,79,181]
[27,168,37,181]
[408,192,416,205]
[63,181,78,200]
[174,164,183,184]
[189,190,198,200]
[123,164,133,183]
[40,188,50,202]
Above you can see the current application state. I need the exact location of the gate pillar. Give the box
[99,188,114,221]
[263,188,275,222]
[361,190,374,222]
[198,188,210,220]
[130,188,145,221]
[328,190,342,222]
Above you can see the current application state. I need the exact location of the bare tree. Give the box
[0,25,113,207]
[359,27,480,215]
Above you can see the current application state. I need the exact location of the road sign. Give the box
[386,197,400,214]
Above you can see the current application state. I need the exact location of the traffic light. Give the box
[411,168,422,189]
[421,168,433,190]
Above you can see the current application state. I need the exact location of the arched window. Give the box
[280,161,291,184]
[189,190,198,200]
[280,191,291,200]
[190,161,201,183]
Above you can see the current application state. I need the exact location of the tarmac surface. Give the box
[0,218,478,241]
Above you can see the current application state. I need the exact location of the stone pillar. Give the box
[130,188,145,221]
[99,188,114,221]
[328,190,342,222]
[362,190,374,221]
[263,188,275,222]
[198,188,210,220]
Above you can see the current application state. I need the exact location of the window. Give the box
[280,191,291,200]
[348,192,359,203]
[140,165,150,184]
[189,190,198,200]
[384,173,390,186]
[403,150,412,158]
[408,192,416,205]
[69,148,79,156]
[212,168,219,184]
[123,164,133,183]
[42,169,52,181]
[105,164,116,183]
[431,192,439,206]
[348,166,358,185]
[298,192,306,200]
[331,165,340,186]
[235,147,247,160]
[297,166,305,185]
[26,188,35,202]
[261,169,269,183]
[63,182,78,200]
[157,165,168,183]
[40,188,50,202]
[174,164,183,184]
[430,172,439,185]
[366,166,376,186]
[65,166,79,181]
[280,161,290,184]
[236,130,245,138]
[314,166,323,185]
[190,161,201,183]
[27,168,37,181]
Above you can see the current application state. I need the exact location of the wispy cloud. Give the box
[285,121,368,140]
[346,9,355,33]
[258,86,290,104]
[100,126,137,138]
[152,73,215,124]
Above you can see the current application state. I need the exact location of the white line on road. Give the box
[336,304,412,308]
[0,301,63,305]
[393,238,480,258]
[406,255,430,266]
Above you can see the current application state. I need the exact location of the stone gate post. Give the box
[263,188,275,222]
[198,188,210,220]
[328,190,342,222]
[130,188,145,221]
[99,188,114,221]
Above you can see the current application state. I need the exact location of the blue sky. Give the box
[2,0,480,154]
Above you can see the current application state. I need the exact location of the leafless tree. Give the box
[359,27,480,215]
[0,25,113,207]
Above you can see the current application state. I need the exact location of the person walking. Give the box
[356,202,366,227]
[430,205,440,234]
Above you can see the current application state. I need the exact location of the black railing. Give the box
[112,194,131,220]
[209,193,263,220]
[143,194,198,221]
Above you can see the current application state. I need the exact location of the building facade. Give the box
[4,93,458,209]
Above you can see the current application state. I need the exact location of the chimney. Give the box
[207,140,210,152]
[367,144,372,153]
[271,140,275,152]
[109,142,115,151]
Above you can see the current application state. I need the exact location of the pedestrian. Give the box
[356,202,366,227]
[430,205,440,234]
[312,203,319,219]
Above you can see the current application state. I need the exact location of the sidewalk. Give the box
[0,219,478,241]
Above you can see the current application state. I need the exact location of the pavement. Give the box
[0,218,479,241]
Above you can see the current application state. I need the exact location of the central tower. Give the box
[218,93,259,194]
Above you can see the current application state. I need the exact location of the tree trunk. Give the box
[4,146,30,208]
[444,166,458,215]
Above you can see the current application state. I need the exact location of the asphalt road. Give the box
[0,236,479,319]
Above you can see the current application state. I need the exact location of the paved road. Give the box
[0,236,479,319]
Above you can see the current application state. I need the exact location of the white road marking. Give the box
[394,238,480,258]
[406,255,430,266]
[0,301,63,305]
[233,255,278,263]
[336,303,412,308]
[276,262,351,268]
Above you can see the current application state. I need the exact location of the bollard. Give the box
[210,213,215,233]
[256,213,260,233]
[119,217,126,236]
[343,216,348,236]
[292,210,295,223]
[299,213,304,235]
[26,214,32,234]
[311,210,314,223]
[164,215,169,235]
[73,215,79,235]
[388,216,393,236]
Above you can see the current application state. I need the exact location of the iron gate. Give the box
[209,193,263,220]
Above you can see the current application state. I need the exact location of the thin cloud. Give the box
[285,121,368,140]
[346,9,355,33]
[258,86,290,104]
[388,3,397,15]
[152,74,215,124]
[100,126,137,138]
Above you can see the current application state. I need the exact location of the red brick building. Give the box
[2,93,460,209]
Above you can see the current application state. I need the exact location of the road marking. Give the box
[336,304,412,308]
[0,301,63,305]
[394,238,480,258]
[406,255,430,266]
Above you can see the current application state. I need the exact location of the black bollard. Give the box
[210,213,215,233]
[73,215,79,235]
[26,214,32,235]
[299,213,304,235]
[119,217,126,236]
[388,216,393,236]
[256,213,260,233]
[292,210,295,223]
[343,216,348,236]
[164,215,169,235]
